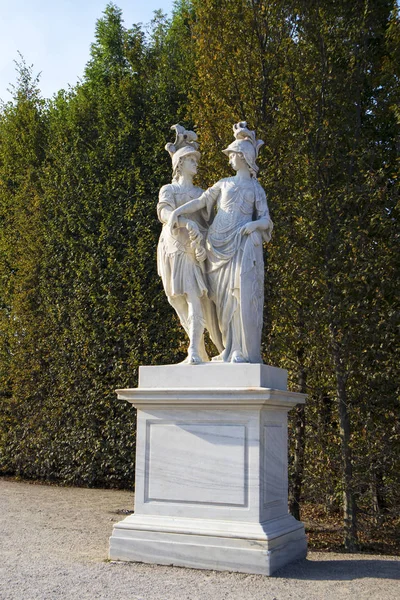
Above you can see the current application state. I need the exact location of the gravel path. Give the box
[1,478,399,600]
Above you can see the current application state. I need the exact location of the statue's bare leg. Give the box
[199,335,209,362]
[169,296,189,333]
[169,296,208,363]
[230,310,248,363]
[168,296,191,363]
[169,295,208,364]
[200,296,224,356]
[187,295,205,364]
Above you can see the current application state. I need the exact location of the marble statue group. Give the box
[157,122,273,365]
[111,124,307,577]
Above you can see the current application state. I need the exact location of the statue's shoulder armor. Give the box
[159,183,175,195]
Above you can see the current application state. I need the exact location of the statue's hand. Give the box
[263,219,274,242]
[241,221,258,235]
[186,220,200,235]
[186,221,202,244]
[187,222,206,262]
[195,247,207,262]
[167,210,180,232]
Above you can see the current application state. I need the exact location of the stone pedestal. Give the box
[109,364,307,575]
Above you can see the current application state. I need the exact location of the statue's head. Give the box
[227,150,249,173]
[172,146,200,179]
[165,124,200,181]
[222,122,264,177]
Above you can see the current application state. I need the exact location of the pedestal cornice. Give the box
[116,386,306,409]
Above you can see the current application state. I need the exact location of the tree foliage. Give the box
[0,1,398,550]
[188,0,400,549]
[0,3,193,487]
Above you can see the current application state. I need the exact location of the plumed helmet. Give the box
[165,124,200,173]
[171,145,200,171]
[222,121,264,174]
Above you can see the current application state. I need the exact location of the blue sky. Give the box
[0,0,174,102]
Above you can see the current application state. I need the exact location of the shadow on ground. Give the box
[276,557,400,581]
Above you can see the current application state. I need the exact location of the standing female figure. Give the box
[168,122,273,363]
[157,125,223,364]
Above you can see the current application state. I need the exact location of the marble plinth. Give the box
[109,364,307,575]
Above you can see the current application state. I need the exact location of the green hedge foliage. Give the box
[0,1,399,548]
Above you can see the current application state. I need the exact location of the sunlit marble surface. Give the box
[110,364,307,575]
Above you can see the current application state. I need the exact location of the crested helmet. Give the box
[222,121,264,174]
[165,124,200,174]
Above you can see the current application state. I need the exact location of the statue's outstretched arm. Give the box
[167,196,206,231]
[175,195,207,216]
[159,205,195,229]
[168,184,220,230]
[157,185,200,230]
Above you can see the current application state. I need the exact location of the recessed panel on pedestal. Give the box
[145,421,247,506]
[262,423,286,509]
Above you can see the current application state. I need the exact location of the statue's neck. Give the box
[234,169,251,181]
[177,174,194,188]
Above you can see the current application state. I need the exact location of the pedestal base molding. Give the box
[110,514,306,575]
